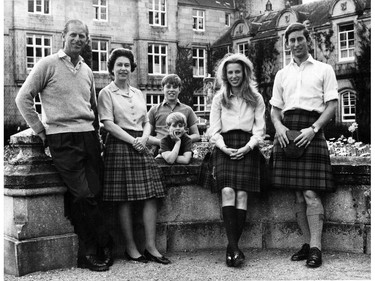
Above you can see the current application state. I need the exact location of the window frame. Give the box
[91,39,109,73]
[148,44,168,75]
[237,42,248,56]
[282,35,292,67]
[149,0,167,27]
[341,91,356,122]
[338,23,355,62]
[146,93,164,111]
[225,13,230,27]
[192,47,206,77]
[193,9,205,31]
[28,0,50,14]
[193,95,206,112]
[26,33,52,70]
[93,0,108,21]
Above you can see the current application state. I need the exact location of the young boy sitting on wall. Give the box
[160,112,192,164]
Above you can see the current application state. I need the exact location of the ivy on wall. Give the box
[351,22,371,143]
[313,29,335,63]
[175,45,203,107]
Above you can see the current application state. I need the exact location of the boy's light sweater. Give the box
[15,51,97,135]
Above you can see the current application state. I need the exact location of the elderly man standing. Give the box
[270,23,338,268]
[15,19,113,271]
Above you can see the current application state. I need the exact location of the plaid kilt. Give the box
[102,130,166,201]
[271,109,335,192]
[212,130,262,192]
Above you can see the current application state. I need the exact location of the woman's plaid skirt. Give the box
[102,130,166,201]
[271,109,335,192]
[212,130,262,192]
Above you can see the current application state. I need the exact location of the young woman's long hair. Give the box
[216,53,259,109]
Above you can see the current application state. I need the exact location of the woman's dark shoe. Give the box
[306,247,322,268]
[291,243,310,261]
[226,246,233,267]
[124,252,148,263]
[102,246,114,266]
[77,255,109,272]
[144,249,171,265]
[232,250,245,267]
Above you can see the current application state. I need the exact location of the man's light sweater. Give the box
[15,52,97,135]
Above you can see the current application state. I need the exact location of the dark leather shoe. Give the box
[306,247,322,268]
[124,252,148,263]
[226,246,233,267]
[144,249,171,265]
[291,243,310,261]
[102,246,114,266]
[232,250,245,267]
[77,255,109,272]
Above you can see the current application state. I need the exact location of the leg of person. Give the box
[47,133,108,271]
[235,190,247,264]
[221,187,237,267]
[304,190,324,268]
[143,198,171,264]
[119,202,147,263]
[291,191,311,261]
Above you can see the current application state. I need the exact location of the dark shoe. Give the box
[124,252,148,263]
[306,247,322,268]
[77,255,109,272]
[102,246,114,266]
[144,249,171,265]
[232,250,245,267]
[291,243,310,261]
[226,246,233,267]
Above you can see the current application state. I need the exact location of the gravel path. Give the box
[4,248,371,281]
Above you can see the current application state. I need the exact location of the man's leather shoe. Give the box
[102,246,114,266]
[226,246,233,267]
[306,247,322,268]
[77,255,109,271]
[232,250,245,267]
[291,243,310,261]
[144,249,171,264]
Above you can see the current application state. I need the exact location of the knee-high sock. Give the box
[222,206,238,252]
[236,209,247,244]
[295,202,311,245]
[306,202,324,250]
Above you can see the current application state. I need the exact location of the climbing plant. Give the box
[351,22,371,143]
[313,29,335,63]
[175,45,203,107]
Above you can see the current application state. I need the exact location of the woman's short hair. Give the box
[161,74,182,88]
[284,22,311,44]
[107,48,137,76]
[166,112,187,127]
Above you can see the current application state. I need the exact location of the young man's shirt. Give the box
[160,134,192,155]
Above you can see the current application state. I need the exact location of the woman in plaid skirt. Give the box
[98,48,170,265]
[207,53,266,267]
[270,23,338,268]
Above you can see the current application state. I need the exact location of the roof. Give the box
[178,0,235,10]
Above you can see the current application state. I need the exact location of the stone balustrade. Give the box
[4,129,371,276]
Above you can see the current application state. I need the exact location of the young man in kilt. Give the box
[270,23,338,268]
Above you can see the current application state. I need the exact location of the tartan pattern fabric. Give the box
[102,130,166,201]
[271,110,335,192]
[212,130,262,192]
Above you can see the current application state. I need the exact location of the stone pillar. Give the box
[4,129,78,277]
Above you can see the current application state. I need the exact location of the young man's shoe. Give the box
[291,243,310,261]
[77,255,109,271]
[306,247,322,268]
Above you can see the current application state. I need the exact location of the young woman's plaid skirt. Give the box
[102,130,166,201]
[271,109,335,192]
[212,130,262,192]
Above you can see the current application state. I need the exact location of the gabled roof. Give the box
[178,0,235,10]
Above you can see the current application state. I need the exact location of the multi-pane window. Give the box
[193,10,205,31]
[28,0,50,14]
[149,0,166,26]
[225,13,230,26]
[146,94,164,111]
[192,47,206,77]
[237,43,248,56]
[338,23,355,61]
[93,0,108,21]
[92,40,108,72]
[148,44,168,74]
[26,34,52,70]
[34,94,42,114]
[341,91,356,122]
[283,35,292,66]
[193,96,206,112]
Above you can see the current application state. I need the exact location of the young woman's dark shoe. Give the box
[124,252,148,263]
[144,249,171,264]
